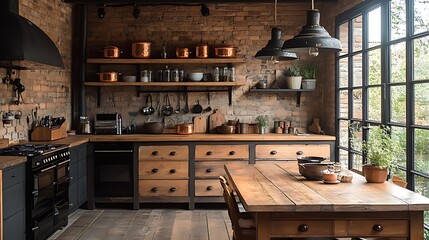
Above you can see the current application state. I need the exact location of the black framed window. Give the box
[336,0,429,230]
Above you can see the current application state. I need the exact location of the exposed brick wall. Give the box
[0,0,72,141]
[85,3,338,132]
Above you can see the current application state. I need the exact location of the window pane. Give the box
[414,129,429,174]
[368,7,381,47]
[413,36,429,81]
[350,121,362,152]
[339,120,349,148]
[352,88,363,119]
[368,87,381,121]
[368,48,381,85]
[390,0,406,40]
[339,22,349,56]
[390,42,406,83]
[415,83,429,126]
[339,149,349,168]
[339,90,349,118]
[352,15,363,52]
[352,153,363,171]
[353,54,363,86]
[390,85,407,123]
[414,0,429,35]
[339,57,349,88]
[391,126,406,168]
[414,175,429,227]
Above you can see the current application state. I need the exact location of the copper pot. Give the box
[176,123,194,135]
[195,44,208,58]
[98,72,120,82]
[176,48,190,58]
[132,42,151,58]
[103,46,121,58]
[214,44,238,58]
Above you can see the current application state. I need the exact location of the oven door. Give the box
[32,164,56,217]
[56,158,71,199]
[32,208,55,240]
[94,147,134,198]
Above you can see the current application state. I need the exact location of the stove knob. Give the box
[35,162,40,166]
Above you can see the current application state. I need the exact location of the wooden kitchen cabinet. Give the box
[255,144,331,161]
[2,163,25,240]
[138,145,189,203]
[69,143,88,213]
[194,144,249,201]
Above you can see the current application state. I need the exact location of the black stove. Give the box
[0,144,70,240]
[0,144,69,169]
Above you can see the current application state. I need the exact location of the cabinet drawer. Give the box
[139,180,188,197]
[139,145,188,161]
[271,220,333,236]
[139,161,188,179]
[255,144,330,160]
[4,210,25,240]
[348,220,408,236]
[2,164,25,189]
[195,145,249,160]
[195,161,247,178]
[195,179,223,197]
[69,162,78,184]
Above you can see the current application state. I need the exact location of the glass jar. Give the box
[179,69,185,82]
[171,68,179,82]
[213,67,220,82]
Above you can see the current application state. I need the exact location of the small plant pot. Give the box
[302,79,316,90]
[286,76,302,89]
[363,165,388,183]
[258,126,266,134]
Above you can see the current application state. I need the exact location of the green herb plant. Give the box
[284,66,301,77]
[256,115,268,127]
[361,125,404,169]
[301,65,317,79]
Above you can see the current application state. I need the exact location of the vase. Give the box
[258,126,266,134]
[286,76,302,89]
[363,165,388,183]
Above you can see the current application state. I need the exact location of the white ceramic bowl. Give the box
[189,72,203,81]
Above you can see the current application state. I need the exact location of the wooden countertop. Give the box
[89,133,335,142]
[0,156,27,170]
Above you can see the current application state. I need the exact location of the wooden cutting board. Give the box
[193,116,207,133]
[0,138,9,148]
[209,110,226,133]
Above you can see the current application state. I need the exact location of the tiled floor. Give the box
[49,209,233,240]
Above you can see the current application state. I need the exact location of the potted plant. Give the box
[300,65,317,90]
[284,66,302,89]
[360,125,404,183]
[256,115,268,134]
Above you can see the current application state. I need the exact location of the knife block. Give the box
[31,122,67,141]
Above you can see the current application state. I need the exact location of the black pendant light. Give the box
[282,0,341,56]
[255,0,297,62]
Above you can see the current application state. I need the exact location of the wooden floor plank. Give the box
[49,209,232,240]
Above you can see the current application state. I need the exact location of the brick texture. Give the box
[0,0,72,141]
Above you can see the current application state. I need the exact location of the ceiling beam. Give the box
[62,0,337,4]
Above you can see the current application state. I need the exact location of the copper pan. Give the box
[132,42,152,58]
[103,46,121,58]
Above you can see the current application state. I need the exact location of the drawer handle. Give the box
[206,151,213,156]
[169,187,176,192]
[169,169,176,173]
[151,168,159,173]
[229,151,236,156]
[206,186,214,190]
[298,224,309,232]
[11,175,16,178]
[152,151,159,156]
[151,187,158,192]
[372,224,383,232]
[270,150,277,155]
[206,168,214,173]
[296,151,304,155]
[169,151,177,156]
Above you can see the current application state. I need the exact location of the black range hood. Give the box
[0,0,64,70]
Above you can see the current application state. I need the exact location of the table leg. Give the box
[410,211,424,240]
[256,212,270,240]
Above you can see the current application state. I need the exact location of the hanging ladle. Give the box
[205,92,212,112]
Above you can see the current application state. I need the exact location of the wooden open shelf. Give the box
[84,81,245,87]
[87,58,247,64]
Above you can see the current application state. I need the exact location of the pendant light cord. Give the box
[312,0,314,10]
[274,0,277,25]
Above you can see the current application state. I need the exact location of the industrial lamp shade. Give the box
[255,27,297,60]
[282,9,341,53]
